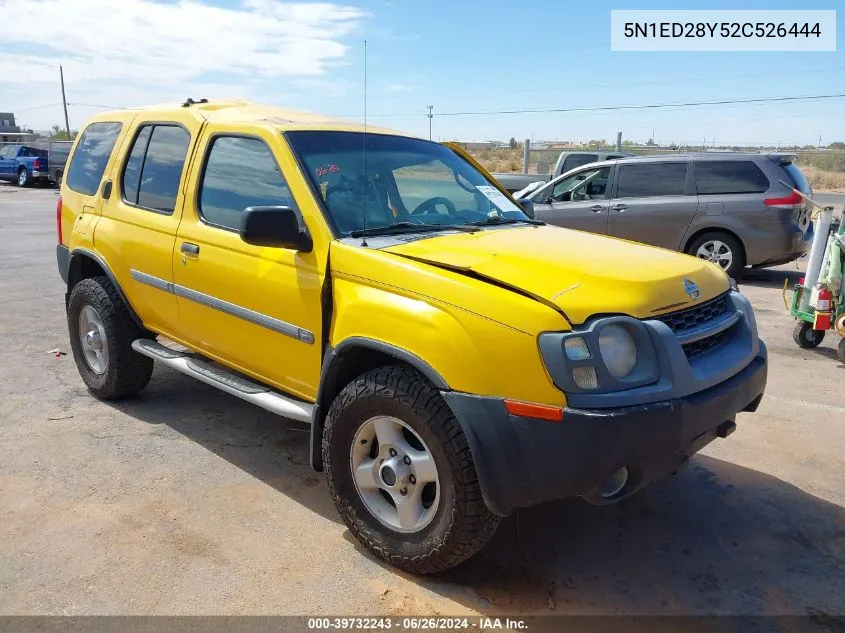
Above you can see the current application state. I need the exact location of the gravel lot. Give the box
[1,183,844,617]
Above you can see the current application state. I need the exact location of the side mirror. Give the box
[239,206,313,251]
[519,198,535,218]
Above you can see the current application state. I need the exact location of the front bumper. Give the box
[442,343,767,517]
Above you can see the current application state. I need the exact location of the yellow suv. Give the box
[56,99,767,573]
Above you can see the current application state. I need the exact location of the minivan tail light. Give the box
[764,191,803,207]
[56,196,63,244]
[33,158,41,170]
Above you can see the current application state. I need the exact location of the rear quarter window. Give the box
[66,122,123,196]
[694,160,770,195]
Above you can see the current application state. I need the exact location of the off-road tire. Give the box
[793,321,825,349]
[323,365,500,574]
[687,231,745,279]
[67,276,153,399]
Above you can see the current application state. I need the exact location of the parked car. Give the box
[517,153,812,278]
[0,144,49,186]
[494,150,635,193]
[56,100,766,574]
[48,143,72,187]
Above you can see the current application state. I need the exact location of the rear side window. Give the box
[66,122,122,196]
[562,154,598,172]
[695,160,770,195]
[199,136,295,231]
[616,162,687,198]
[120,125,190,214]
[121,126,152,205]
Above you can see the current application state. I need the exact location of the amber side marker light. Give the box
[504,399,564,422]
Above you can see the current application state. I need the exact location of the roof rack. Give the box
[181,98,209,108]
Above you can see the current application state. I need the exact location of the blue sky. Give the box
[2,0,843,145]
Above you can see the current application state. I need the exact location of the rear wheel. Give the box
[687,231,745,279]
[54,170,63,188]
[837,338,845,364]
[17,168,29,187]
[323,365,500,574]
[67,276,153,399]
[793,321,825,349]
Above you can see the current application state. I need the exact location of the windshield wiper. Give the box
[466,216,544,227]
[349,222,480,238]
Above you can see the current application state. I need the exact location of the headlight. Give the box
[729,277,740,293]
[598,324,637,378]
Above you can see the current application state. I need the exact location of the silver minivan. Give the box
[517,153,813,277]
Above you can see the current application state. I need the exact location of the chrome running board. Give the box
[131,339,313,424]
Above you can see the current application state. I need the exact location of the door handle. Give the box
[181,242,200,255]
[611,204,628,212]
[589,205,604,214]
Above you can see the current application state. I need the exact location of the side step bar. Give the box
[131,339,313,424]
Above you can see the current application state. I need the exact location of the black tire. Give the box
[17,168,29,187]
[687,231,745,279]
[323,365,500,574]
[67,276,153,400]
[54,170,63,189]
[792,321,825,349]
[837,338,845,364]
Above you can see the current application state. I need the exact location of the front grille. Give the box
[682,331,727,359]
[655,293,730,334]
[654,293,733,359]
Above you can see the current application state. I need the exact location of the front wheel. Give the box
[687,232,745,279]
[323,365,500,574]
[793,321,826,349]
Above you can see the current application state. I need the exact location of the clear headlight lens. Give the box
[564,336,591,360]
[572,366,598,389]
[598,324,637,378]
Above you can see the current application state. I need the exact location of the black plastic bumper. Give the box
[57,244,70,284]
[441,343,767,517]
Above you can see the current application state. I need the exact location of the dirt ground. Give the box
[1,184,843,617]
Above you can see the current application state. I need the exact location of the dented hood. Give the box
[383,225,730,324]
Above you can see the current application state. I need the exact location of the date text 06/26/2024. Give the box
[610,10,836,51]
[306,618,527,630]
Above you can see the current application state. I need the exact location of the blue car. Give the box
[0,144,50,186]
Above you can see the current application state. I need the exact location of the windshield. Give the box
[285,131,530,235]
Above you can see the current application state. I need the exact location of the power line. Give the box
[14,103,61,112]
[433,93,845,117]
[67,102,126,109]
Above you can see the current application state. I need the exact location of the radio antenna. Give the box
[360,39,369,247]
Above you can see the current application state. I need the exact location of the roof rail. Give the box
[181,98,209,108]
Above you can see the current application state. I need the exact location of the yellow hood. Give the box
[383,225,729,324]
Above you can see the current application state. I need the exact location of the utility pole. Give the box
[60,65,71,140]
[427,105,433,140]
[616,131,622,152]
[818,134,822,149]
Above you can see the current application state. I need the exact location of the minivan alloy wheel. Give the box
[695,239,733,270]
[350,415,440,533]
